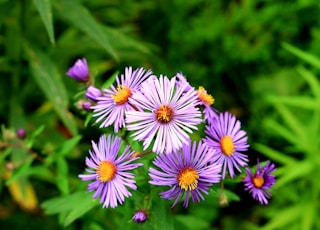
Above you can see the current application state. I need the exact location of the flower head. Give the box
[204,112,249,178]
[149,140,222,208]
[79,134,142,208]
[85,86,102,102]
[126,75,202,154]
[174,72,217,122]
[243,160,276,205]
[132,209,148,223]
[92,67,153,132]
[66,58,90,82]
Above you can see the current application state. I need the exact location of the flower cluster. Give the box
[67,58,276,218]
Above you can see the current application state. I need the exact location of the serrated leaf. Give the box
[24,44,78,136]
[54,0,118,61]
[32,0,55,44]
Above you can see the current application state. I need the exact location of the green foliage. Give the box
[249,44,320,229]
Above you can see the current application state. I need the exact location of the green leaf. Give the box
[261,204,302,230]
[56,156,69,195]
[25,125,45,148]
[32,0,55,44]
[263,118,299,146]
[54,0,118,61]
[301,202,315,230]
[5,156,35,185]
[282,42,320,69]
[296,65,320,99]
[58,135,82,156]
[267,95,320,110]
[273,103,306,140]
[62,195,98,227]
[253,143,296,165]
[175,215,209,230]
[151,199,174,230]
[41,191,98,226]
[24,44,78,136]
[275,161,313,188]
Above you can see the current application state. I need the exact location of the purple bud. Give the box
[16,128,26,139]
[85,86,102,102]
[132,210,148,223]
[66,58,90,82]
[82,101,92,111]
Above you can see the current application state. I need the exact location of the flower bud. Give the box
[66,58,90,82]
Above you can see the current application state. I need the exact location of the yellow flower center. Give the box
[156,105,174,124]
[111,85,132,105]
[252,176,265,188]
[197,86,214,106]
[96,161,117,182]
[178,167,199,191]
[220,136,235,156]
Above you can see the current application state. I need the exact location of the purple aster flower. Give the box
[243,160,276,205]
[132,209,148,223]
[79,134,142,208]
[174,72,217,122]
[149,140,222,208]
[85,86,102,102]
[92,67,153,132]
[66,58,90,82]
[126,75,202,154]
[204,112,249,179]
[175,72,193,92]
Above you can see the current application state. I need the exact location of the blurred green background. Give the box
[1,0,320,229]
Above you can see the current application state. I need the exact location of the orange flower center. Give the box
[111,85,132,105]
[252,176,265,188]
[96,161,117,182]
[178,167,199,191]
[156,105,174,124]
[197,86,214,106]
[220,136,234,156]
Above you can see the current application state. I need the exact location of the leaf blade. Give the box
[32,0,55,44]
[54,0,118,61]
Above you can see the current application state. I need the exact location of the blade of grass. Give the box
[24,43,78,135]
[32,0,55,44]
[282,42,320,69]
[54,0,118,61]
